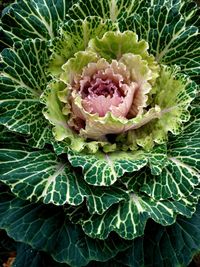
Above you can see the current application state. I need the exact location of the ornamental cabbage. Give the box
[0,0,200,266]
[43,29,195,153]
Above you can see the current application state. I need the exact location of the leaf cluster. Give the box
[0,0,200,266]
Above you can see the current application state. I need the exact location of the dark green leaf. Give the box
[120,1,200,82]
[14,243,69,267]
[0,0,78,49]
[0,137,129,212]
[115,201,200,267]
[0,190,130,267]
[0,38,51,148]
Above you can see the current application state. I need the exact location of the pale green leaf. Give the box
[49,16,118,76]
[129,66,197,151]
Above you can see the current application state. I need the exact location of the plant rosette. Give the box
[0,0,200,266]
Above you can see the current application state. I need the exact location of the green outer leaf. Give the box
[68,144,167,186]
[14,243,68,267]
[144,144,167,175]
[0,149,88,206]
[67,0,139,22]
[81,192,198,240]
[115,201,200,267]
[115,237,143,267]
[0,39,51,148]
[143,210,200,267]
[68,150,148,186]
[140,159,199,201]
[0,128,128,214]
[102,101,200,240]
[120,2,200,82]
[0,0,78,49]
[86,185,129,215]
[0,188,130,267]
[136,103,200,200]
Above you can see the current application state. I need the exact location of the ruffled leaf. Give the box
[41,78,110,153]
[76,101,200,238]
[68,145,167,186]
[80,192,198,240]
[68,150,147,186]
[49,17,118,76]
[122,101,200,201]
[89,30,159,83]
[129,65,197,150]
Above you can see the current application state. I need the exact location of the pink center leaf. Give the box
[74,60,137,118]
[68,59,141,133]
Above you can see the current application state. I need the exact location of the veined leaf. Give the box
[68,150,147,186]
[83,102,199,240]
[92,102,199,240]
[0,0,78,49]
[117,107,199,232]
[0,128,128,214]
[137,103,200,200]
[81,192,198,239]
[68,145,167,186]
[120,2,200,82]
[0,188,130,267]
[116,201,200,267]
[67,0,141,22]
[0,38,51,148]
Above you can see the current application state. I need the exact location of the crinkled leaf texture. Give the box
[45,27,196,154]
[0,38,52,148]
[0,97,199,240]
[0,0,200,266]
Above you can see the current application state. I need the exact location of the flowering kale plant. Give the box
[0,0,200,266]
